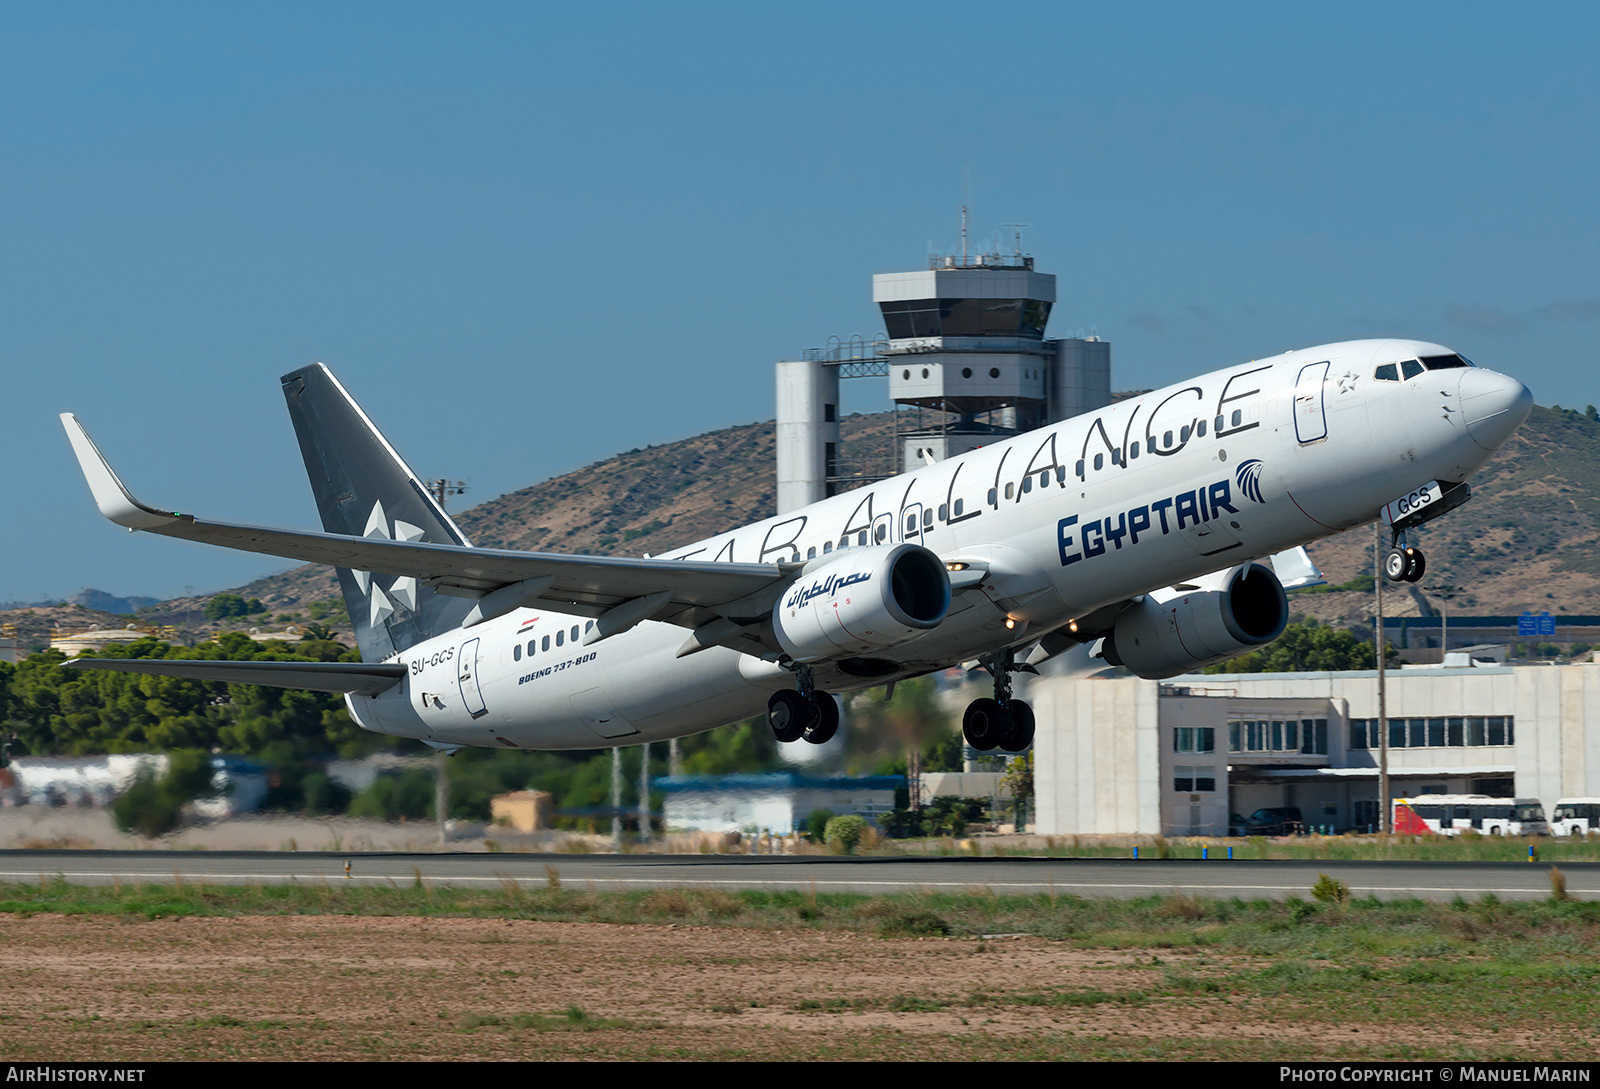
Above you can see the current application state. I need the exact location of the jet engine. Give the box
[1099,562,1288,679]
[772,543,950,662]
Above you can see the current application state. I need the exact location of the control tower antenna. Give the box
[1002,222,1031,255]
[961,164,971,259]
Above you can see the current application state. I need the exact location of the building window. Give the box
[1228,717,1328,755]
[1347,717,1514,749]
[1173,765,1216,792]
[1173,727,1215,753]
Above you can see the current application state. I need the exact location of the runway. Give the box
[0,850,1593,902]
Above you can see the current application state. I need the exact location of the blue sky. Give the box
[5,3,1598,602]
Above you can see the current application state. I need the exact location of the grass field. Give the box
[0,878,1596,1060]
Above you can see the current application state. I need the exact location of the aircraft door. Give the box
[1293,361,1330,444]
[456,637,488,719]
[901,502,925,542]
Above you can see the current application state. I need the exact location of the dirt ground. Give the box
[0,913,1575,1062]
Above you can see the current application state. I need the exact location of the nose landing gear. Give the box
[1384,529,1426,583]
[961,648,1036,753]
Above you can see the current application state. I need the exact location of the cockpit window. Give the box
[1375,363,1399,382]
[1421,354,1472,370]
[1401,359,1424,380]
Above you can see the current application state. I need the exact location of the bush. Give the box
[823,814,868,854]
[110,750,218,838]
[805,808,835,844]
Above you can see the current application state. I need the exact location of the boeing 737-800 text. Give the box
[62,339,1531,753]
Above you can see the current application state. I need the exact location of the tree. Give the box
[1203,619,1398,674]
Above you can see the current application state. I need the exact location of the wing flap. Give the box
[65,658,407,695]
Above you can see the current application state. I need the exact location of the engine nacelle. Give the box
[772,543,950,663]
[1101,562,1288,679]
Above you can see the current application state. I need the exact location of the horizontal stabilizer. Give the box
[65,658,407,695]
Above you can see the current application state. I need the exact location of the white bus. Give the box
[1550,798,1600,837]
[1393,794,1549,837]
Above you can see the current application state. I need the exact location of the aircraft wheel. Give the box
[1000,700,1035,752]
[803,692,839,745]
[767,690,810,743]
[1383,548,1411,583]
[963,697,1006,751]
[1402,548,1426,583]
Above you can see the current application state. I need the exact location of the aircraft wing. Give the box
[61,413,791,640]
[65,658,407,695]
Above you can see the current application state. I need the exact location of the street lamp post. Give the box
[1424,583,1462,662]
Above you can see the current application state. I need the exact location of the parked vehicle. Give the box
[1393,794,1548,836]
[1550,798,1600,837]
[1229,807,1305,836]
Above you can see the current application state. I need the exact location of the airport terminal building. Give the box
[1030,662,1600,836]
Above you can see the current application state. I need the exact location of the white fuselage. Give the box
[347,338,1528,750]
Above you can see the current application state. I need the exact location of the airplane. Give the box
[61,339,1531,755]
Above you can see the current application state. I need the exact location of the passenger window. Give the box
[1130,442,1140,459]
[1004,483,1015,499]
[807,546,816,559]
[1197,420,1206,437]
[1038,471,1049,488]
[1163,430,1173,447]
[1093,453,1104,470]
[555,630,564,647]
[1375,363,1399,381]
[874,524,887,543]
[1054,466,1066,483]
[1075,459,1085,476]
[905,514,917,532]
[1021,477,1032,494]
[988,488,998,504]
[1111,449,1122,466]
[858,531,868,545]
[585,620,593,632]
[571,625,579,641]
[1402,359,1424,380]
[823,541,832,553]
[1231,410,1242,427]
[513,644,522,661]
[542,635,551,651]
[937,504,947,521]
[1214,415,1224,431]
[923,509,933,528]
[527,640,536,656]
[953,498,964,516]
[1180,425,1190,442]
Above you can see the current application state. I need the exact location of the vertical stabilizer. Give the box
[281,364,474,661]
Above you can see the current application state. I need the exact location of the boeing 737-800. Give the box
[61,339,1531,754]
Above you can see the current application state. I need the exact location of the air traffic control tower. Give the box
[776,243,1112,512]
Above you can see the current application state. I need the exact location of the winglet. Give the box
[59,413,180,530]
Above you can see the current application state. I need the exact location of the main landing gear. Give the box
[1384,528,1427,584]
[767,664,839,746]
[962,648,1035,754]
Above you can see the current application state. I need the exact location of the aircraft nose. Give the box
[1458,368,1533,451]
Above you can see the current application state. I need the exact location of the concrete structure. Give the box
[490,790,554,833]
[1033,662,1600,836]
[50,625,160,656]
[654,772,902,835]
[774,359,841,513]
[775,244,1113,513]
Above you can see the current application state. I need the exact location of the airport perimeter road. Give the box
[0,851,1594,902]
